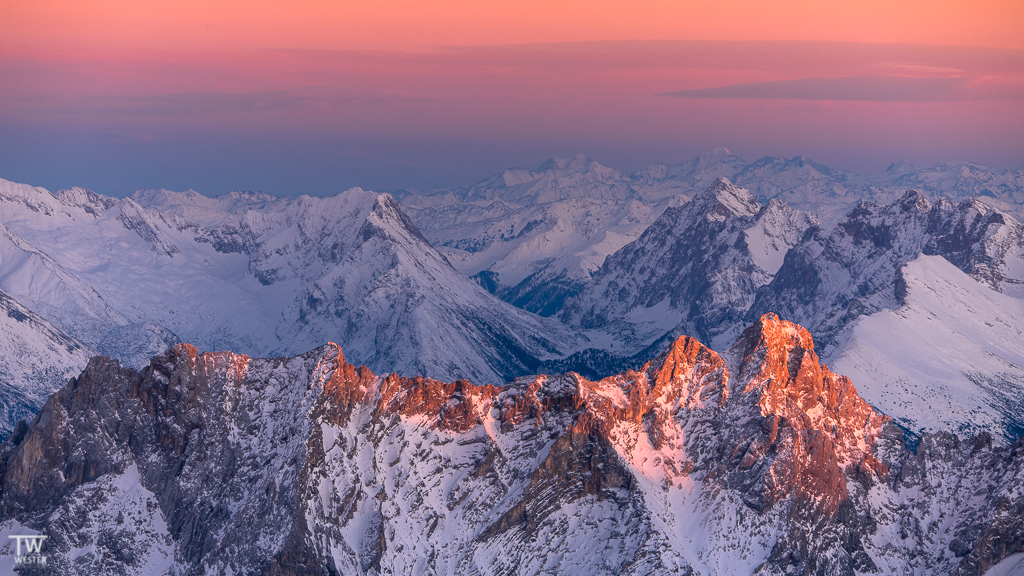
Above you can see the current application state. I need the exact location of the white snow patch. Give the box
[986,553,1024,576]
[832,254,1024,441]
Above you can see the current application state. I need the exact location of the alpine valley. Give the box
[1,149,1024,575]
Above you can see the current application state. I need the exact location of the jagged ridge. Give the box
[1,314,1021,575]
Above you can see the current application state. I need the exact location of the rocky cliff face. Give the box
[0,177,584,397]
[1,314,1021,575]
[750,190,1024,349]
[562,178,815,350]
[549,180,1024,442]
[398,151,1024,319]
[397,155,673,317]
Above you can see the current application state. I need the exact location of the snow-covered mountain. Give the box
[832,255,1024,442]
[4,147,1024,445]
[396,149,855,317]
[397,155,681,316]
[747,190,1024,440]
[750,191,1024,345]
[562,178,816,352]
[398,149,1024,319]
[730,155,858,223]
[2,314,1022,575]
[553,181,1024,442]
[0,177,585,399]
[864,160,1024,215]
[0,289,92,437]
[3,151,1024,574]
[639,149,1024,221]
[630,146,750,201]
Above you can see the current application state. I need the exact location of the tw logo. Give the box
[8,535,47,566]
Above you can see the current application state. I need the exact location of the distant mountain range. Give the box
[1,149,1024,575]
[398,148,1024,320]
[400,152,1024,442]
[0,149,1022,437]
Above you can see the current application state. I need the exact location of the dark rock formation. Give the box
[1,316,1022,575]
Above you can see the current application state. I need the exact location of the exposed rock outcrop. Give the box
[0,315,1021,575]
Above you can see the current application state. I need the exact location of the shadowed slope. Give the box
[0,315,1020,575]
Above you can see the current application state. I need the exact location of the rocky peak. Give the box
[829,190,934,256]
[55,187,117,216]
[2,319,1023,575]
[687,177,760,221]
[377,372,503,434]
[366,192,432,246]
[643,335,731,410]
[115,197,181,257]
[730,314,888,449]
[539,335,731,450]
[896,189,932,212]
[314,333,731,444]
[720,313,889,524]
[562,178,804,347]
[312,314,883,521]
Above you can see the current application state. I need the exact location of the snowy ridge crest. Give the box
[0,178,583,394]
[2,315,1022,575]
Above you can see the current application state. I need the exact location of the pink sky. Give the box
[1,2,1022,195]
[6,0,1023,51]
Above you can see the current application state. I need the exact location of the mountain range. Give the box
[1,149,1024,574]
[0,178,587,438]
[1,314,1022,575]
[399,149,1024,319]
[2,148,1024,443]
